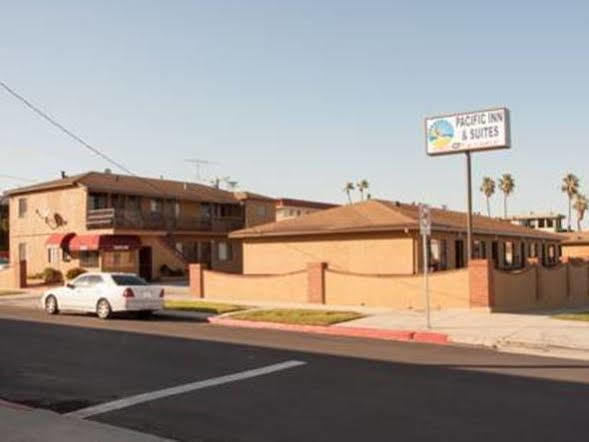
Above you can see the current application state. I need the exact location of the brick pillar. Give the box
[15,260,27,289]
[469,259,494,308]
[307,262,327,304]
[561,256,571,297]
[189,264,204,298]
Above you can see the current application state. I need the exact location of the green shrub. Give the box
[43,267,63,284]
[66,267,87,280]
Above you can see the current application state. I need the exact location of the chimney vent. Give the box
[61,171,67,179]
[104,168,112,174]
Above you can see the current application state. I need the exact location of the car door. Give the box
[63,275,90,310]
[76,275,105,312]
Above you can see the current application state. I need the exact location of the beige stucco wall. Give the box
[562,244,589,258]
[9,187,91,276]
[243,234,416,275]
[493,268,537,311]
[244,200,276,228]
[493,261,589,311]
[203,270,307,302]
[0,267,15,288]
[324,268,470,309]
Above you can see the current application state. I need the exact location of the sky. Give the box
[0,0,588,220]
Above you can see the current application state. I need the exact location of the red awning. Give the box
[69,235,141,252]
[45,233,75,248]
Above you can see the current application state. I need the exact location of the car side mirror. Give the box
[66,283,75,289]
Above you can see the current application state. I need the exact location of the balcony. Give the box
[87,209,243,233]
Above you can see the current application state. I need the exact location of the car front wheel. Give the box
[96,299,112,320]
[45,295,59,315]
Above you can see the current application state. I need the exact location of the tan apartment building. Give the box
[5,171,275,280]
[275,198,337,221]
[561,231,589,258]
[231,200,563,275]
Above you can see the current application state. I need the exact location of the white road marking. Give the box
[65,360,307,419]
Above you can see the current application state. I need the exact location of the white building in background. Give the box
[509,212,566,233]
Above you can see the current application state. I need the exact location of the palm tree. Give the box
[480,177,496,217]
[498,173,515,218]
[356,180,370,201]
[573,193,588,232]
[561,173,580,231]
[343,182,355,204]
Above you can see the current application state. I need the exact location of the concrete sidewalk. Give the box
[6,290,589,360]
[0,401,173,442]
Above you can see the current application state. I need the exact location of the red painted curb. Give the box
[413,331,449,344]
[208,317,447,344]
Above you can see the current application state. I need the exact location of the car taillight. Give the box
[159,289,165,298]
[123,288,135,298]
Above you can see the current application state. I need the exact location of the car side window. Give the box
[86,275,104,287]
[73,275,89,288]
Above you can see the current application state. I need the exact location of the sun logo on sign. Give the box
[428,119,454,149]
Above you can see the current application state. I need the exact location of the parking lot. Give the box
[1,307,589,441]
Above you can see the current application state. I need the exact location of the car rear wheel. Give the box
[45,296,59,315]
[96,299,112,320]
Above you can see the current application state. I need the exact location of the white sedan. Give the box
[41,272,164,319]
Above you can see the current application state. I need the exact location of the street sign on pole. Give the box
[418,203,431,329]
[424,107,511,264]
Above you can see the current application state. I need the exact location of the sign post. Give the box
[425,107,511,263]
[419,203,431,329]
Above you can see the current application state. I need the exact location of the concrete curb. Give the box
[207,317,448,344]
[0,399,32,411]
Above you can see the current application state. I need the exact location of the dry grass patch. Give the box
[553,312,589,322]
[0,289,25,296]
[229,309,364,326]
[164,300,245,315]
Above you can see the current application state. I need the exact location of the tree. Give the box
[480,177,496,217]
[561,173,580,231]
[356,180,370,201]
[573,193,588,232]
[498,173,515,218]
[343,182,355,204]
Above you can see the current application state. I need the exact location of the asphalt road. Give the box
[1,306,589,442]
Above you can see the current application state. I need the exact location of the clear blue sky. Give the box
[1,0,588,219]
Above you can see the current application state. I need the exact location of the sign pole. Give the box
[466,152,473,263]
[423,231,431,329]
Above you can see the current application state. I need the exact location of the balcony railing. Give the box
[87,208,244,232]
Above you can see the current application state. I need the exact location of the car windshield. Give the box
[111,275,147,286]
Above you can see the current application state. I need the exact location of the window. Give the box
[18,243,27,261]
[174,202,181,219]
[538,219,545,228]
[80,251,99,268]
[547,219,554,228]
[504,241,514,266]
[112,275,147,286]
[428,239,447,271]
[150,199,163,213]
[175,242,183,254]
[529,243,538,258]
[111,194,125,210]
[473,240,486,259]
[127,195,140,211]
[256,205,268,217]
[86,275,104,286]
[201,203,212,219]
[18,198,27,218]
[218,242,233,261]
[88,193,108,210]
[48,248,60,264]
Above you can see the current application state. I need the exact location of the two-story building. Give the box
[5,171,275,280]
[275,198,338,221]
[509,212,566,233]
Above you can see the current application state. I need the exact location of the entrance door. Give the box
[139,246,153,281]
[455,240,465,269]
[491,241,499,267]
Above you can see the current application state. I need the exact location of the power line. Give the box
[0,174,35,183]
[0,80,167,197]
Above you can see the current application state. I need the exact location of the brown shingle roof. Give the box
[233,191,275,202]
[4,171,241,204]
[230,199,563,240]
